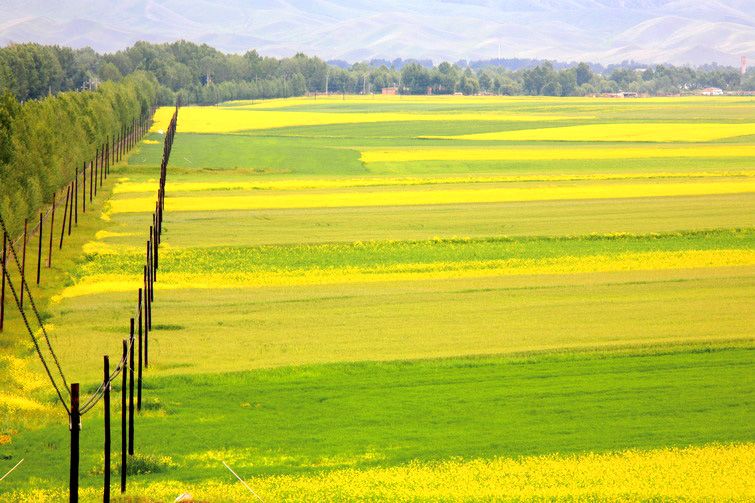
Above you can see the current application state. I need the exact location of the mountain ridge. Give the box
[0,0,752,66]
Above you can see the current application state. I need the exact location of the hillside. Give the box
[0,0,753,65]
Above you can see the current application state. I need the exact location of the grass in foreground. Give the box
[2,346,753,496]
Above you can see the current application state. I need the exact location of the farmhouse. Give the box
[700,87,724,96]
[382,86,398,95]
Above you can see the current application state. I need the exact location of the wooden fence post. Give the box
[151,225,156,281]
[69,382,80,503]
[74,168,78,225]
[128,319,135,456]
[104,355,111,503]
[0,231,6,332]
[120,340,127,494]
[137,288,143,411]
[20,219,27,309]
[48,192,55,267]
[144,293,149,368]
[147,241,154,304]
[36,212,43,285]
[67,183,74,236]
[82,162,86,214]
[155,215,160,265]
[143,265,150,341]
[59,186,70,249]
[142,268,149,368]
[68,183,74,236]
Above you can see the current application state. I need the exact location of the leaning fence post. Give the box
[128,319,135,456]
[74,168,78,225]
[36,212,43,285]
[120,340,127,494]
[67,183,74,236]
[0,231,6,332]
[104,355,111,503]
[20,219,27,309]
[59,186,70,249]
[69,382,80,503]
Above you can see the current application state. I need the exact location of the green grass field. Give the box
[1,95,753,501]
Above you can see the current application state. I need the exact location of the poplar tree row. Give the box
[0,72,158,236]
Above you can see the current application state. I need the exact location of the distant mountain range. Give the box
[0,0,753,66]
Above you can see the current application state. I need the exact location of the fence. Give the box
[0,103,178,502]
[1,107,157,330]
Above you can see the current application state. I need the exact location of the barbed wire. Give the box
[80,336,136,415]
[0,215,71,415]
[0,109,159,418]
[79,108,177,417]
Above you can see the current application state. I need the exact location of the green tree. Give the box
[575,63,593,86]
[99,62,123,82]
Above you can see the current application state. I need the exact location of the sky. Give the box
[0,0,753,66]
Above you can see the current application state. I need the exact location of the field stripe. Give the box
[112,171,755,194]
[107,180,755,213]
[360,145,755,163]
[427,122,755,142]
[12,442,751,501]
[150,106,586,134]
[54,249,755,298]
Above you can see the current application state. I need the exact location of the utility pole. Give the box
[325,71,329,95]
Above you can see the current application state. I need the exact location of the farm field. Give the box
[2,95,754,501]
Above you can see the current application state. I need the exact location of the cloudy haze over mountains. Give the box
[0,0,753,66]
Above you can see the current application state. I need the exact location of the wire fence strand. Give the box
[0,216,70,415]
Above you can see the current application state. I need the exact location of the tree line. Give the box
[1,42,752,106]
[0,71,157,235]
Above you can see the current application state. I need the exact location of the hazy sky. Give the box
[1,1,753,65]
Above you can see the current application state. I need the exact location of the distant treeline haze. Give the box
[1,41,753,105]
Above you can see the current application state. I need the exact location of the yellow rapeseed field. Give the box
[430,122,755,142]
[111,171,755,194]
[149,106,586,133]
[8,443,754,502]
[106,180,755,213]
[0,354,53,414]
[53,249,755,299]
[360,144,755,163]
[224,94,755,108]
